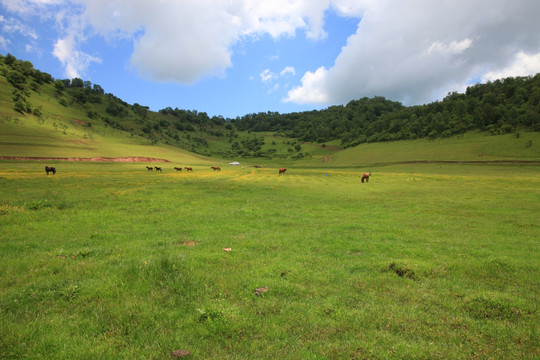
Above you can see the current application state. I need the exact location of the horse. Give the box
[45,166,56,175]
[154,167,162,172]
[184,167,193,172]
[146,166,153,171]
[279,168,287,175]
[361,172,371,183]
[211,166,221,171]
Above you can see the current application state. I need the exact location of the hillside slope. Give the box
[1,53,540,167]
[293,131,540,168]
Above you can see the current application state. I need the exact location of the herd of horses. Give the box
[45,165,371,182]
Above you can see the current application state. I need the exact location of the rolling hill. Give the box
[1,53,539,167]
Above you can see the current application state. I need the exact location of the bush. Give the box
[500,123,513,134]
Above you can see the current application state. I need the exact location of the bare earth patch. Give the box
[179,240,198,247]
[0,156,171,162]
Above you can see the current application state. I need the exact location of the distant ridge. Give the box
[0,156,171,162]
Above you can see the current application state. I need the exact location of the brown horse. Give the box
[45,166,56,175]
[211,166,221,171]
[279,168,287,175]
[174,167,183,172]
[361,172,371,183]
[154,167,162,172]
[184,167,193,172]
[146,166,153,171]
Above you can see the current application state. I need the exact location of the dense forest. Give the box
[232,76,540,147]
[1,53,539,156]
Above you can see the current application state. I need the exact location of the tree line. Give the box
[2,52,539,154]
[232,75,540,146]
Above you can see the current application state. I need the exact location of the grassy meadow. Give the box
[305,131,540,168]
[0,161,538,359]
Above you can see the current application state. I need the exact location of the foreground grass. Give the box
[0,162,538,359]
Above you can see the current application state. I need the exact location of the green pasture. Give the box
[0,116,215,165]
[301,131,540,168]
[0,162,538,359]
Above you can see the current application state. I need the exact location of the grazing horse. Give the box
[184,167,193,172]
[279,168,287,175]
[361,172,371,183]
[146,166,153,171]
[211,166,221,171]
[45,166,56,175]
[174,167,183,172]
[154,167,162,172]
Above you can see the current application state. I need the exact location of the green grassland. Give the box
[1,56,539,359]
[0,114,214,165]
[0,161,538,359]
[1,72,316,161]
[3,107,540,168]
[302,132,540,168]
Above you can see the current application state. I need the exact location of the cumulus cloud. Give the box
[2,0,370,83]
[286,0,540,106]
[3,0,539,107]
[65,0,371,83]
[482,52,540,82]
[286,67,329,104]
[52,34,101,78]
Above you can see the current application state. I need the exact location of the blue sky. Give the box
[1,0,540,119]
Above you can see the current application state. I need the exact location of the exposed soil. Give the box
[0,156,171,163]
[396,160,540,164]
[71,118,86,126]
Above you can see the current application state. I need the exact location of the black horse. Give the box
[154,167,162,172]
[45,166,56,175]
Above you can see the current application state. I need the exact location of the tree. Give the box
[6,70,27,89]
[93,84,104,94]
[54,80,65,93]
[71,77,84,88]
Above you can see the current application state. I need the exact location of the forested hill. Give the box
[1,52,539,156]
[233,75,540,147]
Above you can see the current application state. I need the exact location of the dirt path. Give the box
[0,156,171,163]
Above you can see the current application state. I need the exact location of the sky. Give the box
[1,0,540,119]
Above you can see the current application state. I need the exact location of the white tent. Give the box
[229,161,240,165]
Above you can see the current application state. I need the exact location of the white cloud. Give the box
[63,0,372,84]
[1,0,64,15]
[0,15,38,39]
[286,0,540,106]
[3,0,539,107]
[280,66,295,76]
[285,66,329,104]
[2,0,371,84]
[261,66,296,87]
[482,52,540,82]
[52,34,101,78]
[260,69,277,83]
[0,34,9,49]
[427,39,473,55]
